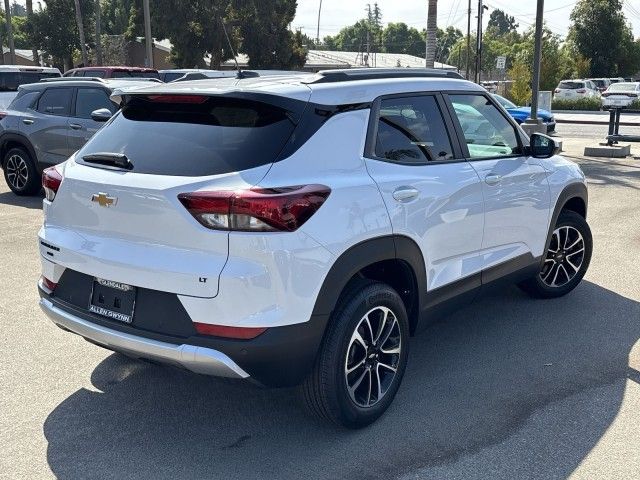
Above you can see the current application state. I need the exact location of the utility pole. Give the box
[4,0,16,64]
[143,0,153,67]
[316,0,323,47]
[474,0,487,83]
[95,0,103,66]
[523,0,546,134]
[466,0,471,79]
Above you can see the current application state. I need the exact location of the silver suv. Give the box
[0,78,149,195]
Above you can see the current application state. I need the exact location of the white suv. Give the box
[38,69,592,428]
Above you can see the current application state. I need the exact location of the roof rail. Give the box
[307,68,464,84]
[39,77,105,83]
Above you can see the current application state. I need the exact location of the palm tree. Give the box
[425,0,437,68]
[4,0,16,64]
[26,0,39,65]
[74,0,89,66]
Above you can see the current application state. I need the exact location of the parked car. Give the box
[609,77,626,84]
[554,79,600,101]
[36,69,592,428]
[0,78,150,195]
[64,66,159,79]
[601,82,640,108]
[492,94,556,132]
[586,78,611,93]
[0,65,61,109]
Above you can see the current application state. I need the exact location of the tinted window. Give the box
[450,94,521,159]
[7,89,40,110]
[81,70,106,78]
[374,96,454,164]
[111,71,159,79]
[0,72,60,91]
[75,88,116,118]
[37,87,73,116]
[76,95,301,176]
[162,72,187,82]
[559,81,584,90]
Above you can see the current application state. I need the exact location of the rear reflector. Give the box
[39,275,57,293]
[146,95,208,104]
[194,322,267,340]
[178,184,331,232]
[42,166,63,201]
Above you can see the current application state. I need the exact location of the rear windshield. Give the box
[558,81,584,90]
[609,83,638,91]
[111,71,160,79]
[590,79,607,88]
[0,72,60,91]
[76,95,301,176]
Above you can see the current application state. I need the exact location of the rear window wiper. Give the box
[82,153,133,170]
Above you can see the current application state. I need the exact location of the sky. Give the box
[294,0,640,42]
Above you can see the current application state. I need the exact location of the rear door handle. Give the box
[484,174,502,186]
[22,118,34,125]
[392,186,419,202]
[69,123,83,130]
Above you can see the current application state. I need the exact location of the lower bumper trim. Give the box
[39,298,250,379]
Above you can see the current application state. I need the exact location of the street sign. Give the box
[496,56,507,70]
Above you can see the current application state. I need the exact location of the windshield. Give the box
[608,83,638,92]
[558,81,584,90]
[0,72,60,91]
[493,95,517,109]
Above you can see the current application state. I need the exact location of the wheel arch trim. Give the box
[543,182,588,261]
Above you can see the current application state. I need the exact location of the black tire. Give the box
[2,147,40,196]
[302,281,410,428]
[519,210,593,299]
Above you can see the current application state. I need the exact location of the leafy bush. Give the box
[630,99,640,111]
[551,97,602,111]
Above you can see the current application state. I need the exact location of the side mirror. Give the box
[91,108,113,122]
[529,133,559,159]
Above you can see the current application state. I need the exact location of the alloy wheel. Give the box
[344,306,401,408]
[540,225,585,287]
[5,154,29,191]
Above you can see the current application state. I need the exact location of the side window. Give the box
[449,94,521,159]
[75,88,116,119]
[372,95,455,164]
[36,88,73,116]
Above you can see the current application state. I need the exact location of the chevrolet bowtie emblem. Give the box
[91,192,117,207]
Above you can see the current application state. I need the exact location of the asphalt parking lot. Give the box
[1,133,639,479]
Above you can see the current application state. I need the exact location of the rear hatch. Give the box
[41,89,310,298]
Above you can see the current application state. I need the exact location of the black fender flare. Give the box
[0,132,39,170]
[543,182,589,259]
[311,234,427,324]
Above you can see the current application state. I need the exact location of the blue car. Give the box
[493,94,556,132]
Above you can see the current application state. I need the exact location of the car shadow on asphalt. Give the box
[43,281,640,480]
[0,191,43,210]
[566,155,640,190]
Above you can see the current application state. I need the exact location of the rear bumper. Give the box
[40,297,250,379]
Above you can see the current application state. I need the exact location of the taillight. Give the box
[194,322,267,339]
[39,275,57,293]
[577,89,586,93]
[0,111,7,119]
[42,166,63,201]
[178,184,331,232]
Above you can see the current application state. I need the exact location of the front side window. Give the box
[450,94,521,159]
[36,87,73,116]
[75,88,116,119]
[373,95,455,164]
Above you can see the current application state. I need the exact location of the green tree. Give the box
[487,9,518,37]
[232,0,306,69]
[381,22,423,56]
[569,0,636,76]
[102,0,142,39]
[29,0,95,70]
[435,26,462,63]
[508,60,531,105]
[151,0,233,68]
[323,19,376,51]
